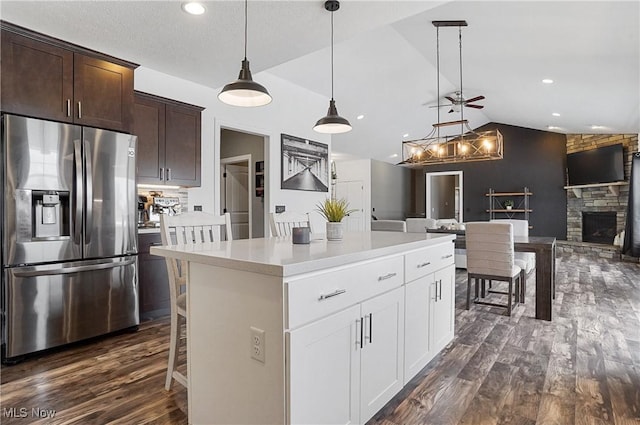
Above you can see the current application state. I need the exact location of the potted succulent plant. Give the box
[503,199,514,210]
[316,198,356,241]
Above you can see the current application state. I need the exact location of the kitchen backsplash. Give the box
[137,187,189,214]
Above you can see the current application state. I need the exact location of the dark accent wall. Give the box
[411,123,568,238]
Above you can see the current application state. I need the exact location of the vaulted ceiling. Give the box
[2,1,638,163]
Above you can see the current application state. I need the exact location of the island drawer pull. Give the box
[318,289,346,301]
[442,254,453,259]
[378,272,397,281]
[417,261,431,268]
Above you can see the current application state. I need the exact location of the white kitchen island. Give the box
[151,231,456,425]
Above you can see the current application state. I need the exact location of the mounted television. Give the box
[567,143,624,186]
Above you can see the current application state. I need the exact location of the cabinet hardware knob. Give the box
[318,289,346,301]
[442,254,453,259]
[78,101,82,119]
[378,272,397,281]
[417,261,431,268]
[66,99,71,117]
[160,168,164,181]
[167,168,172,181]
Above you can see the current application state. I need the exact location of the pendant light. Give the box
[218,0,272,107]
[313,0,352,134]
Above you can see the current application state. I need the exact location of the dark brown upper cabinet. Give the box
[133,91,203,187]
[1,22,137,133]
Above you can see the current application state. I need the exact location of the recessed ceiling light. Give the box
[182,2,206,15]
[542,78,554,84]
[356,114,365,120]
[547,126,561,130]
[552,112,560,117]
[591,125,606,130]
[389,153,399,158]
[403,133,409,138]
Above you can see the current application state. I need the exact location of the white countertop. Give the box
[150,231,455,277]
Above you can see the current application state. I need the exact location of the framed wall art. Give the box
[281,133,329,192]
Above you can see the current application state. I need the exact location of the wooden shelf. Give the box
[564,181,627,198]
[485,192,533,197]
[487,187,532,224]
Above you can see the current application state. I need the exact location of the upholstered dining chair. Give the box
[465,221,522,316]
[269,212,311,237]
[160,211,232,390]
[490,219,534,302]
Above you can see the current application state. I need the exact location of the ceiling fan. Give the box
[430,91,485,113]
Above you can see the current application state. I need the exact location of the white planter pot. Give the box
[506,206,513,210]
[326,222,343,241]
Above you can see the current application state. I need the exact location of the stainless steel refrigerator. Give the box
[1,114,139,361]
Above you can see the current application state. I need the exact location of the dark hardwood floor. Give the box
[1,253,639,424]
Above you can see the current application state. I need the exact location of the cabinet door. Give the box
[404,274,434,382]
[164,103,201,186]
[288,304,360,425]
[73,54,134,133]
[1,30,74,122]
[133,94,165,184]
[360,287,405,423]
[138,233,170,320]
[430,264,455,353]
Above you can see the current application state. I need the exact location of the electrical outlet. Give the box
[250,327,265,363]
[193,205,202,211]
[275,205,285,213]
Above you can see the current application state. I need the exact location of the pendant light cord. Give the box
[458,26,464,139]
[436,26,440,140]
[330,9,335,101]
[244,0,248,60]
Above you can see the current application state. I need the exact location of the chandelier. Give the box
[401,20,503,166]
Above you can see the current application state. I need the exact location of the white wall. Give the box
[134,67,332,234]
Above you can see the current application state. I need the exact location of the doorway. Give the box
[426,171,463,223]
[220,129,266,238]
[335,180,365,231]
[221,156,251,239]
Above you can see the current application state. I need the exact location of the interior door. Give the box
[335,180,365,231]
[224,163,250,239]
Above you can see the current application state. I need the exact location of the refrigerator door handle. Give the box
[73,139,83,244]
[12,257,136,277]
[84,140,94,243]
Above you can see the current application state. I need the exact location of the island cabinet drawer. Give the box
[404,242,454,283]
[285,255,404,329]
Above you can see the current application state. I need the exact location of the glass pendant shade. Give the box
[314,99,352,134]
[218,59,272,107]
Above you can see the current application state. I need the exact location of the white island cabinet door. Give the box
[359,287,405,423]
[288,304,361,425]
[430,264,456,353]
[403,273,434,382]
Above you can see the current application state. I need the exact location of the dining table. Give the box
[427,228,556,321]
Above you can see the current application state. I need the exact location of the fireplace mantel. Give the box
[564,181,628,198]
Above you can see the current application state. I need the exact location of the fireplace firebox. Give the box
[582,212,617,244]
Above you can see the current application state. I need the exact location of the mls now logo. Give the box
[2,407,56,419]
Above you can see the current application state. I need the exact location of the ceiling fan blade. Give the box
[444,96,456,103]
[465,104,484,109]
[428,104,448,109]
[464,95,485,103]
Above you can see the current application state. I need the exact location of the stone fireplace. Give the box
[565,134,637,248]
